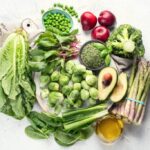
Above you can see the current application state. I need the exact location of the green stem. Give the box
[128,58,137,93]
[63,110,108,131]
[134,74,150,124]
[124,71,139,118]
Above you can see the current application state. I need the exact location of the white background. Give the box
[0,0,150,150]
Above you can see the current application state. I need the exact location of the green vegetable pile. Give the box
[107,24,145,58]
[0,29,35,119]
[40,60,99,114]
[43,12,72,33]
[53,3,80,22]
[29,29,79,72]
[25,104,108,146]
[80,42,111,69]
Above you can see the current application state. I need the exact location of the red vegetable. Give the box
[81,11,97,31]
[91,26,110,42]
[98,10,116,27]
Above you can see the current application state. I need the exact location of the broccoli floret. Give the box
[107,24,145,58]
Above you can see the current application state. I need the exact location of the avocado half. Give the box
[98,67,117,101]
[110,72,128,102]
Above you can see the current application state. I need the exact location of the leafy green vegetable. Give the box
[62,85,73,96]
[80,89,89,101]
[65,60,75,74]
[71,74,82,83]
[25,126,50,139]
[59,75,70,86]
[73,83,81,91]
[85,75,97,86]
[48,82,59,91]
[62,104,108,131]
[107,24,145,58]
[48,92,64,106]
[54,129,81,146]
[89,88,98,99]
[25,111,62,139]
[40,75,50,88]
[41,89,49,99]
[0,29,35,119]
[51,71,60,82]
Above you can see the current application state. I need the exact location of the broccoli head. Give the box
[107,24,145,58]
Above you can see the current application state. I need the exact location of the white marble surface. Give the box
[0,0,150,150]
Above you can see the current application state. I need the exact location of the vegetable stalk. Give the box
[111,59,150,125]
[62,104,108,131]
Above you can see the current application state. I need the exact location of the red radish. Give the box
[98,10,116,27]
[81,12,97,31]
[91,26,110,42]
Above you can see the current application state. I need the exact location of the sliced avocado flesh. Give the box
[98,67,117,101]
[110,72,128,102]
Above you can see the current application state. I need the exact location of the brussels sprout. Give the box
[59,75,70,86]
[64,98,73,108]
[89,88,98,99]
[73,83,81,91]
[74,100,82,108]
[40,75,50,88]
[81,81,90,90]
[80,89,89,101]
[88,98,97,106]
[73,64,86,75]
[86,75,97,86]
[41,89,49,99]
[48,82,59,91]
[60,69,71,78]
[65,60,75,74]
[62,85,73,96]
[48,92,64,106]
[83,70,93,79]
[71,74,82,83]
[51,71,60,82]
[69,90,80,101]
[66,98,74,105]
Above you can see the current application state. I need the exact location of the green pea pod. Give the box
[105,55,111,66]
[100,49,108,58]
[92,43,106,51]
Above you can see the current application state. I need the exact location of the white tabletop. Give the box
[0,0,150,150]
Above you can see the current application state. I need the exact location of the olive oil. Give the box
[96,115,123,143]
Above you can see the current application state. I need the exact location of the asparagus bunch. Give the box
[111,59,150,125]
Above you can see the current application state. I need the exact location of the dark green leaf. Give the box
[25,126,49,139]
[54,129,80,146]
[79,125,94,140]
[29,61,47,72]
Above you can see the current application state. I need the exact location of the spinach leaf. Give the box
[79,125,94,140]
[25,126,49,139]
[54,129,80,146]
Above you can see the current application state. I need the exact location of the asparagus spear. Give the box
[134,73,150,124]
[128,71,139,121]
[124,71,139,118]
[128,58,137,93]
